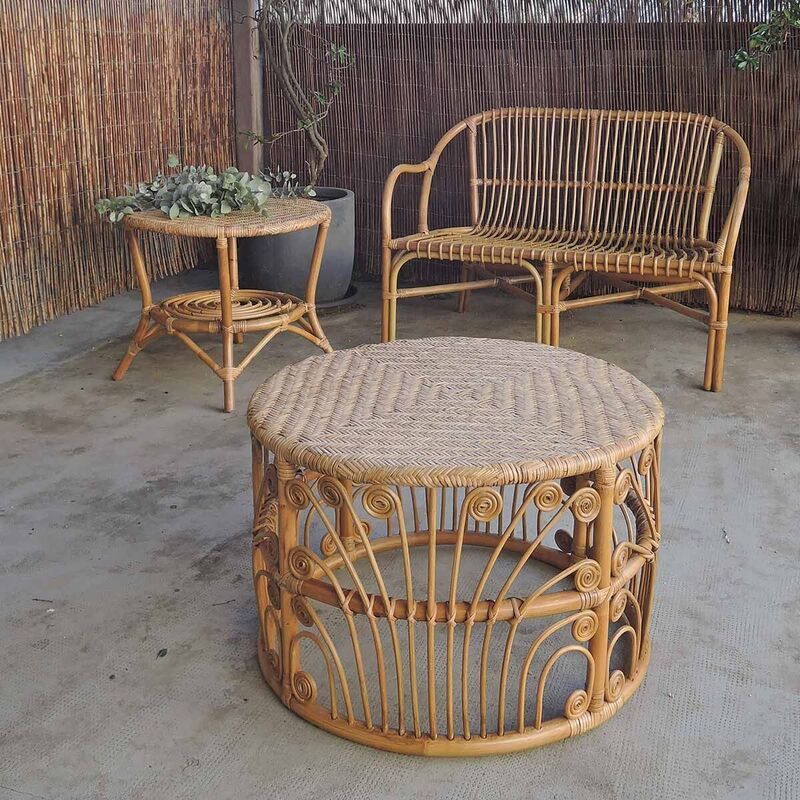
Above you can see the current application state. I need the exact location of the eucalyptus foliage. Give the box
[96,155,272,223]
[262,166,317,199]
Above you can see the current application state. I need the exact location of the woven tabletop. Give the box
[122,199,330,238]
[248,337,664,487]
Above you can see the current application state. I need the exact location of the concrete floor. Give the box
[1,272,798,800]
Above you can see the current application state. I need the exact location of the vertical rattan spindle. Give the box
[276,457,299,705]
[571,475,590,560]
[588,466,615,711]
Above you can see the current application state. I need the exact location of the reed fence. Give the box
[264,6,799,316]
[1,2,796,339]
[0,0,235,340]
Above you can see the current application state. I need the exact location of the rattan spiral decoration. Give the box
[262,531,280,568]
[564,689,590,720]
[464,487,504,522]
[611,543,631,577]
[288,546,315,580]
[320,533,338,557]
[292,596,314,628]
[317,476,346,508]
[362,485,397,519]
[533,481,563,512]
[291,671,317,704]
[638,445,655,475]
[574,560,602,592]
[285,478,311,509]
[610,590,628,623]
[571,611,599,642]
[571,487,602,522]
[614,470,635,505]
[607,669,626,702]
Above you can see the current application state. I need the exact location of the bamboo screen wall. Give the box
[264,3,799,316]
[0,1,235,340]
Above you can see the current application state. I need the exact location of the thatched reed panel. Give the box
[264,6,798,315]
[0,0,235,340]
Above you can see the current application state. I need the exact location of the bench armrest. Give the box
[716,165,751,268]
[381,161,433,245]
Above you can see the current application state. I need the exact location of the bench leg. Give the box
[550,267,572,348]
[710,272,731,392]
[541,257,554,345]
[386,253,416,343]
[457,263,472,313]
[381,244,392,342]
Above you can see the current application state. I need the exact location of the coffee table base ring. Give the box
[258,644,651,756]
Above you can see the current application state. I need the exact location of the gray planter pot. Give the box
[239,187,355,303]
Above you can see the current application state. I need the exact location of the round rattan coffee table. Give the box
[113,201,332,412]
[248,337,664,755]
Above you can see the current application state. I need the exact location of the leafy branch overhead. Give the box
[733,1,800,69]
[250,0,355,186]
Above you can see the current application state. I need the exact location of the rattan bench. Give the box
[381,108,750,391]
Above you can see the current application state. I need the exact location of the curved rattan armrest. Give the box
[381,161,433,244]
[716,125,752,268]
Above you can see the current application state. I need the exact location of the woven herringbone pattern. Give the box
[248,337,663,486]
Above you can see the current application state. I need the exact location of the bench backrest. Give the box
[428,108,749,258]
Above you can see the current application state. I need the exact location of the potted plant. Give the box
[239,0,356,304]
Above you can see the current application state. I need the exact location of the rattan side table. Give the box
[113,201,332,412]
[248,337,664,755]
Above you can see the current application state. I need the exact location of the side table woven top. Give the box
[122,199,330,239]
[248,337,664,487]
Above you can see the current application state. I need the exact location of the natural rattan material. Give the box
[113,203,333,412]
[248,337,665,755]
[248,337,663,487]
[381,107,750,392]
[124,201,329,238]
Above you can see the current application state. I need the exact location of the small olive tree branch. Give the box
[733,1,800,69]
[253,0,354,186]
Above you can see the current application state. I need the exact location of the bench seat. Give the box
[390,228,721,275]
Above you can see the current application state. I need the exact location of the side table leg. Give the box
[217,236,236,412]
[113,229,155,381]
[303,221,333,353]
[228,237,244,345]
